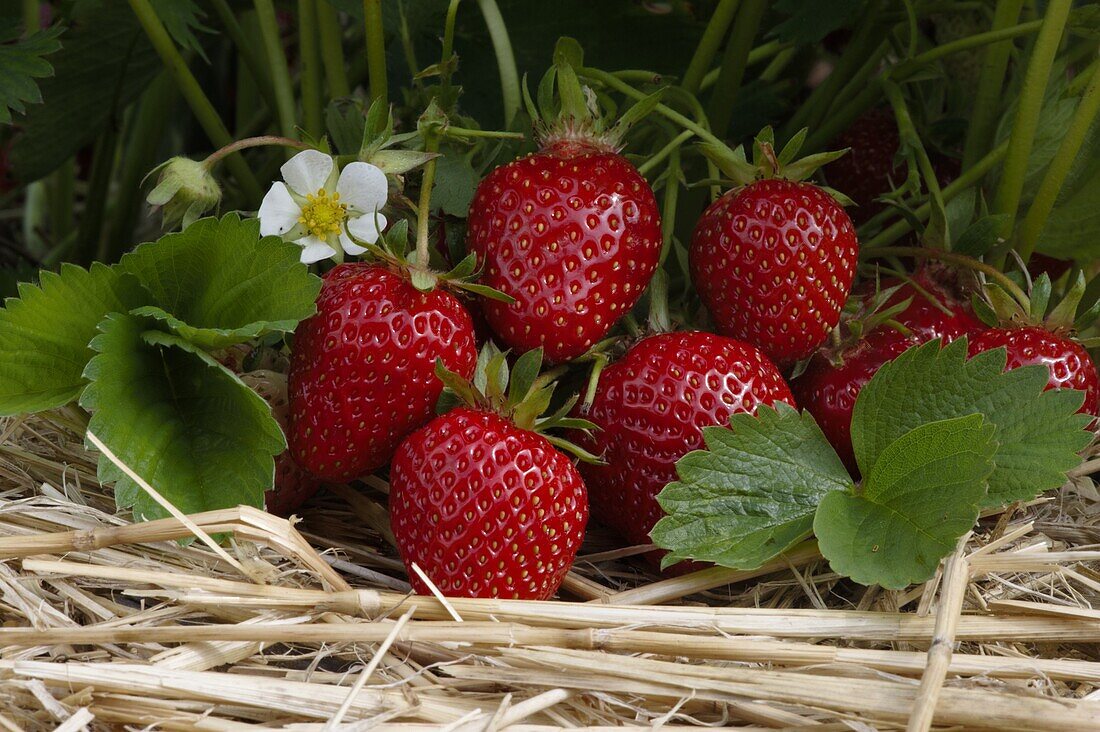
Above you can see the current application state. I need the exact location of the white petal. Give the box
[339,231,368,256]
[346,211,387,245]
[297,235,338,264]
[337,162,388,214]
[257,182,301,236]
[281,149,334,196]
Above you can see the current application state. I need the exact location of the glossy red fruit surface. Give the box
[467,142,662,363]
[288,264,477,480]
[390,407,588,600]
[968,326,1099,416]
[691,179,859,365]
[574,331,795,555]
[794,274,983,471]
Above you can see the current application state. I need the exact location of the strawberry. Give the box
[966,271,1099,418]
[287,263,477,480]
[968,327,1099,417]
[691,131,859,365]
[825,109,960,225]
[466,45,662,363]
[240,368,323,517]
[390,348,590,599]
[793,272,982,470]
[573,331,795,564]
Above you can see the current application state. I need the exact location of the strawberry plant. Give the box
[0,0,1098,603]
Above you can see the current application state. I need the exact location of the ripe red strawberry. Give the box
[691,178,859,365]
[288,263,477,480]
[266,453,323,517]
[390,349,589,599]
[573,331,795,562]
[968,327,1099,416]
[793,273,983,470]
[467,141,662,363]
[825,109,960,225]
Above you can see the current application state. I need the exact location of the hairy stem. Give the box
[127,0,262,201]
[315,0,350,97]
[991,0,1072,249]
[637,129,693,177]
[362,0,388,103]
[681,0,741,93]
[204,135,311,168]
[868,245,1030,309]
[890,18,1042,79]
[475,0,521,127]
[254,0,299,140]
[415,134,442,270]
[706,0,766,137]
[298,0,324,139]
[1018,61,1100,262]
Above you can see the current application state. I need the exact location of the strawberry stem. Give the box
[202,136,310,169]
[362,0,388,103]
[414,131,442,271]
[867,245,1031,312]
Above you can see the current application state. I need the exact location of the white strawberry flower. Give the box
[258,149,388,264]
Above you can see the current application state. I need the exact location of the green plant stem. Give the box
[991,0,1072,249]
[254,0,298,139]
[579,67,735,157]
[637,130,693,177]
[706,0,766,137]
[802,78,883,152]
[867,246,1030,308]
[362,0,388,103]
[207,0,279,114]
[825,41,889,118]
[437,0,461,103]
[783,0,884,140]
[475,0,520,127]
[315,0,350,97]
[204,135,311,168]
[47,160,75,243]
[759,46,797,83]
[127,0,262,201]
[298,0,323,139]
[1018,61,1100,262]
[75,127,119,265]
[681,0,740,93]
[22,0,38,33]
[862,140,1010,249]
[397,1,421,87]
[964,0,1024,158]
[700,40,791,90]
[415,134,442,269]
[104,72,176,261]
[1068,57,1100,96]
[443,125,525,141]
[891,18,1042,79]
[883,81,944,216]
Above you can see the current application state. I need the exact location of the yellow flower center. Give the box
[298,188,348,239]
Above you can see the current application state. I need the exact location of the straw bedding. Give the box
[1,411,1099,730]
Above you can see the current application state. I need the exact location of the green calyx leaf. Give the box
[1045,271,1087,332]
[815,414,996,590]
[80,314,285,522]
[0,263,150,416]
[651,403,852,570]
[120,214,322,350]
[852,339,1092,507]
[698,126,848,188]
[369,149,441,175]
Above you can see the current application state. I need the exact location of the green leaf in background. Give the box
[770,0,865,45]
[11,1,161,183]
[815,414,996,589]
[651,404,852,570]
[432,150,481,217]
[80,314,285,522]
[0,263,149,415]
[952,214,1010,257]
[0,26,63,125]
[120,214,322,350]
[851,339,1091,507]
[149,0,211,63]
[1039,154,1100,260]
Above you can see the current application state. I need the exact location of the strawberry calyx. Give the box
[525,37,663,155]
[974,270,1100,344]
[812,282,915,370]
[699,126,853,204]
[434,343,602,462]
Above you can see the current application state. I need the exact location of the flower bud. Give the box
[146,156,221,229]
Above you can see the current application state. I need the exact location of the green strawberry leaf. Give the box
[815,414,996,589]
[0,263,149,416]
[851,339,1092,507]
[80,314,285,522]
[0,26,63,125]
[651,403,852,570]
[120,214,322,350]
